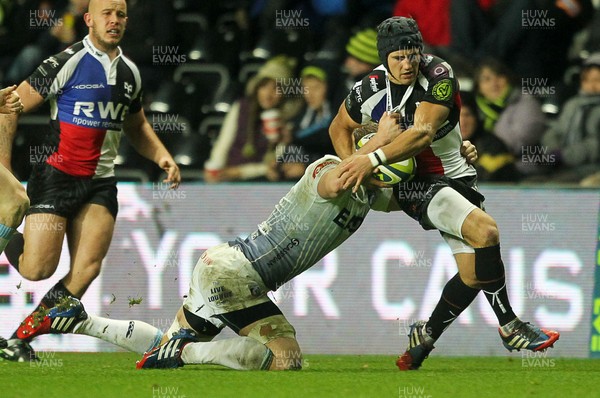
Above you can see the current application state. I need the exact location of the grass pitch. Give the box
[0,353,598,398]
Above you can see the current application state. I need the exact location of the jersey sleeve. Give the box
[27,43,83,100]
[344,81,369,124]
[421,58,459,110]
[304,155,341,197]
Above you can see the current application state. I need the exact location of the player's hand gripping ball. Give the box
[356,133,416,185]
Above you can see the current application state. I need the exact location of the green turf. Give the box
[0,353,598,398]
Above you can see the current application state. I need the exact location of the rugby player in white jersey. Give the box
[17,121,477,370]
[330,17,559,370]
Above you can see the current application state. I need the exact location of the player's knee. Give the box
[0,186,29,227]
[479,222,499,247]
[467,213,499,247]
[19,263,55,281]
[269,342,303,371]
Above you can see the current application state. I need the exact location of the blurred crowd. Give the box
[1,0,600,185]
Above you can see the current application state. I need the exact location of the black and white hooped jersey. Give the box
[345,54,475,178]
[28,35,142,178]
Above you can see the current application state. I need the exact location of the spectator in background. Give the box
[393,0,450,49]
[451,0,593,83]
[474,58,547,175]
[331,27,380,107]
[459,91,520,182]
[3,0,86,84]
[0,0,59,78]
[540,53,600,184]
[270,64,334,181]
[204,56,300,183]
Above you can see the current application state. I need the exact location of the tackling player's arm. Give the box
[0,82,45,169]
[340,102,450,192]
[123,108,181,188]
[317,163,346,199]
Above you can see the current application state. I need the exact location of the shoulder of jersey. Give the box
[360,67,387,94]
[420,54,454,81]
[36,41,85,75]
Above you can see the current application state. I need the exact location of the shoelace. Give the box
[514,322,544,343]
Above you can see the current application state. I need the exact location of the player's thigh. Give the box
[64,203,115,289]
[0,164,29,226]
[239,314,302,370]
[20,213,67,279]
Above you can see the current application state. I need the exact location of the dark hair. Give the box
[474,58,515,88]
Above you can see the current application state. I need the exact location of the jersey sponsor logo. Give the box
[71,83,106,90]
[333,208,364,233]
[369,75,379,92]
[431,79,453,101]
[312,160,337,178]
[73,101,129,121]
[207,285,233,303]
[43,56,60,69]
[266,238,300,266]
[124,82,133,99]
[353,85,363,103]
[125,321,135,338]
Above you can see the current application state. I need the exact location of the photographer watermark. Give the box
[272,349,307,369]
[398,319,432,338]
[30,145,62,165]
[275,144,310,164]
[521,213,555,232]
[521,350,556,368]
[521,146,557,166]
[399,385,432,398]
[269,281,294,303]
[152,46,187,66]
[524,281,560,300]
[275,9,309,29]
[521,78,556,97]
[30,351,63,368]
[152,182,186,200]
[29,8,62,29]
[151,113,187,133]
[521,9,556,29]
[152,386,186,398]
[276,78,307,98]
[398,250,432,269]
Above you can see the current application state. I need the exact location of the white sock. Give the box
[74,315,163,354]
[181,337,273,370]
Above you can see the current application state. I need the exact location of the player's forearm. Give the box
[0,114,19,168]
[329,118,353,159]
[127,122,172,165]
[380,125,432,164]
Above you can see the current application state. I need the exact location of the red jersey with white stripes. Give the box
[344,54,475,179]
[27,35,142,178]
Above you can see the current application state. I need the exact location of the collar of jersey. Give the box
[83,35,123,64]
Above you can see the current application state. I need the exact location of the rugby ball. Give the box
[356,133,416,184]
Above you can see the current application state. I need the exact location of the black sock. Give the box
[426,273,480,340]
[4,231,24,271]
[11,280,75,341]
[475,245,516,326]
